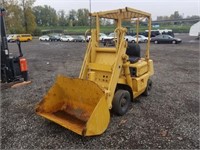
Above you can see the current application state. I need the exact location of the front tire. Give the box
[143,79,152,96]
[112,90,131,116]
[172,40,176,44]
[154,40,158,44]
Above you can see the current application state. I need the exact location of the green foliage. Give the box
[24,7,37,33]
[2,0,37,34]
[3,1,25,34]
[3,3,194,35]
[58,10,67,26]
[170,11,183,19]
[38,24,190,35]
[33,5,58,26]
[76,9,89,26]
[32,27,42,36]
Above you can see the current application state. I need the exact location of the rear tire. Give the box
[112,90,131,116]
[22,71,28,81]
[154,40,158,44]
[143,79,152,96]
[172,40,176,44]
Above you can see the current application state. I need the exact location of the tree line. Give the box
[2,0,92,35]
[2,0,36,34]
[157,11,199,21]
[33,6,90,27]
[1,0,198,35]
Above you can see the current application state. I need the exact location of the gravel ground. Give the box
[1,34,199,149]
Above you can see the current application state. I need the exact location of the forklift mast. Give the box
[1,8,9,65]
[1,8,11,82]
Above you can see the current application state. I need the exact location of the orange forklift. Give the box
[1,8,30,87]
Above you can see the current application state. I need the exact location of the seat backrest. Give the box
[126,43,141,57]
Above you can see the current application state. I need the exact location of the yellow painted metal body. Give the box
[36,7,154,136]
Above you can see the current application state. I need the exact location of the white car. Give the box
[86,35,91,42]
[132,35,149,43]
[103,33,116,41]
[60,35,74,42]
[102,33,117,46]
[86,33,107,42]
[39,35,50,41]
[125,35,135,43]
[99,33,107,41]
[7,34,15,42]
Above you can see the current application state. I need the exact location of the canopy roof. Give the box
[91,7,151,20]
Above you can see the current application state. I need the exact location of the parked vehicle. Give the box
[107,32,116,38]
[103,32,116,46]
[9,34,18,42]
[49,34,61,41]
[132,35,148,43]
[151,34,182,44]
[145,29,174,37]
[86,33,107,42]
[60,35,74,42]
[7,34,15,42]
[125,35,135,43]
[74,35,85,42]
[99,33,107,41]
[86,35,91,42]
[14,34,32,42]
[144,30,160,37]
[39,35,50,41]
[49,35,61,41]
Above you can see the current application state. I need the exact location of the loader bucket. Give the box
[36,75,110,136]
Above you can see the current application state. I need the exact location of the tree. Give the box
[76,8,89,26]
[32,6,44,26]
[68,9,77,26]
[2,0,25,33]
[156,16,170,21]
[170,11,183,20]
[19,0,36,33]
[186,15,200,19]
[58,10,67,26]
[33,5,58,26]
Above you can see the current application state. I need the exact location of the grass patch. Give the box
[38,24,190,35]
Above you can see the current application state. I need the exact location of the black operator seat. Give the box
[126,43,141,63]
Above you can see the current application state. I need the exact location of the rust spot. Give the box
[60,104,90,122]
[53,110,86,130]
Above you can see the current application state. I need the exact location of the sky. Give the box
[34,0,199,20]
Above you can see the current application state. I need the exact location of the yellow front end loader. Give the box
[36,7,154,136]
